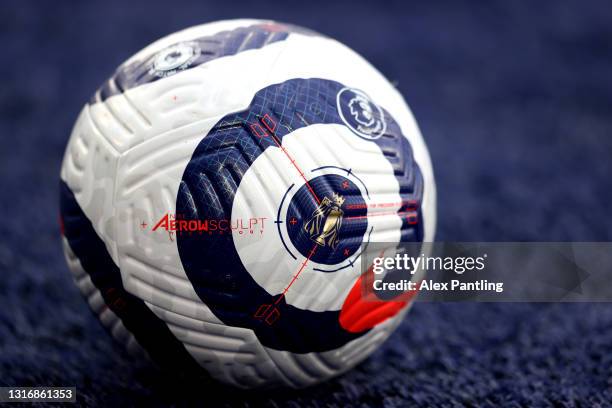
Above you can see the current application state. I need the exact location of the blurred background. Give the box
[1,0,611,406]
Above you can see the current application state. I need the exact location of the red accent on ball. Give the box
[339,262,419,333]
[59,214,65,236]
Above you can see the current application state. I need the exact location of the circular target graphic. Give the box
[176,78,424,353]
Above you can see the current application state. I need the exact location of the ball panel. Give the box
[60,105,121,264]
[93,21,321,103]
[121,20,273,71]
[262,306,410,388]
[62,236,146,357]
[59,180,207,378]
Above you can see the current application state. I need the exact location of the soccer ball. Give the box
[59,19,436,388]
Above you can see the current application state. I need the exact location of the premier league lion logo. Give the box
[337,87,387,140]
[303,193,345,249]
[349,95,377,127]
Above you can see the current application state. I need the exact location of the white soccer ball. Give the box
[59,19,436,388]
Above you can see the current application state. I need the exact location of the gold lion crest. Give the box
[303,193,345,249]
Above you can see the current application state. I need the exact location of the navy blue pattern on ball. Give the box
[90,23,318,103]
[176,78,423,352]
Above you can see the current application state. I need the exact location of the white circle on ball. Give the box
[231,123,403,312]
